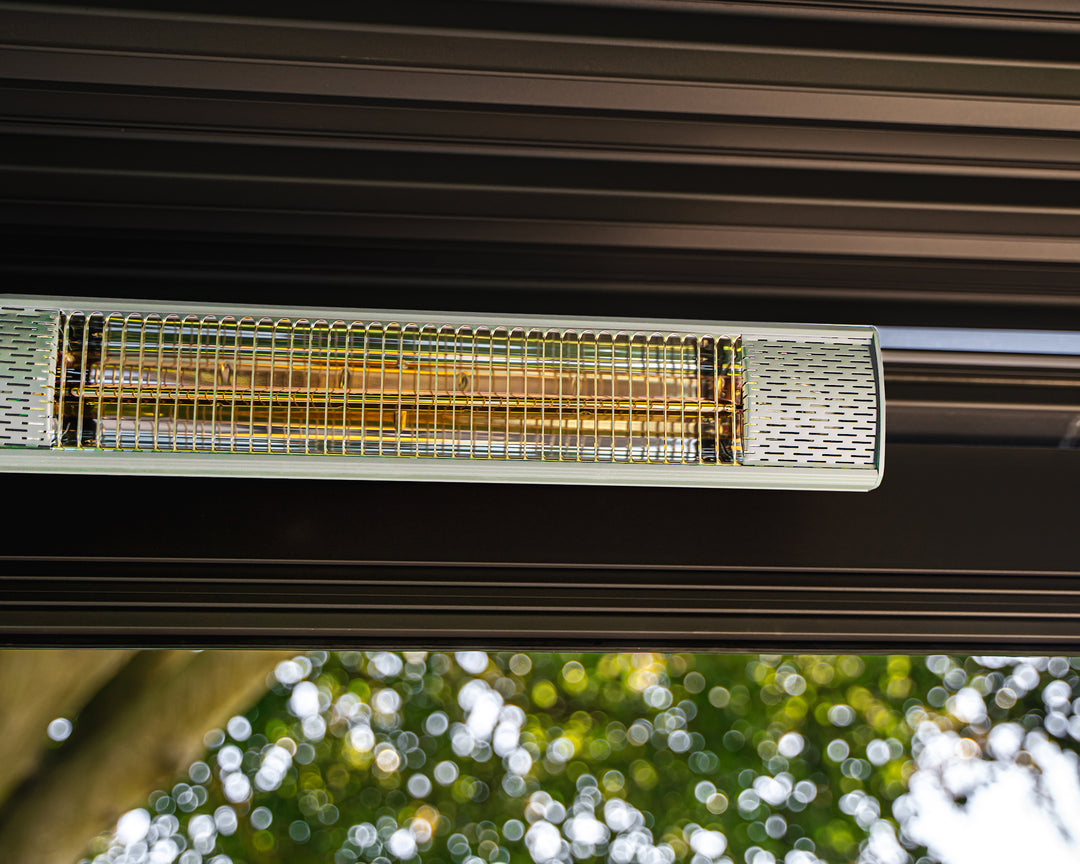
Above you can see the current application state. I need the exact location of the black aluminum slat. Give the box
[1,0,1078,648]
[1,445,1078,648]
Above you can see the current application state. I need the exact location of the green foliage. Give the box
[80,653,1080,864]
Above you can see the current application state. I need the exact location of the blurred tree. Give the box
[0,650,289,864]
[0,650,130,805]
[3,651,1078,864]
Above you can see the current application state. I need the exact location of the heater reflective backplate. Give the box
[0,297,884,490]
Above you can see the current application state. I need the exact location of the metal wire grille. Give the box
[56,313,738,464]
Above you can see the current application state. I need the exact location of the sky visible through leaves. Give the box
[73,653,1080,864]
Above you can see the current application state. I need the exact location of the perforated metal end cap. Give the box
[742,337,880,468]
[0,307,59,448]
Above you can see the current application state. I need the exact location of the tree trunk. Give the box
[0,649,291,864]
[0,650,132,807]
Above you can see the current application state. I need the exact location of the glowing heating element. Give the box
[0,298,884,490]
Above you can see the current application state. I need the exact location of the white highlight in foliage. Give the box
[609,836,635,864]
[1046,711,1069,738]
[455,652,489,675]
[251,807,273,830]
[947,688,987,724]
[407,774,432,798]
[526,821,563,863]
[349,823,378,848]
[689,829,727,859]
[409,816,433,844]
[217,744,242,772]
[1043,679,1072,709]
[1026,734,1080,841]
[374,688,402,715]
[839,791,880,829]
[117,809,152,845]
[501,704,526,726]
[335,692,365,720]
[494,722,521,757]
[644,843,676,864]
[777,732,805,758]
[827,704,855,727]
[370,652,404,679]
[765,815,787,839]
[188,814,215,842]
[826,740,849,762]
[793,781,818,804]
[893,721,1080,864]
[781,674,806,696]
[525,792,552,823]
[460,681,503,740]
[375,745,401,773]
[866,740,891,766]
[255,744,293,792]
[223,772,251,803]
[545,800,567,824]
[226,716,252,742]
[1013,663,1040,692]
[988,723,1024,760]
[753,774,793,807]
[387,828,418,860]
[274,660,304,685]
[547,736,576,763]
[564,816,609,845]
[301,715,327,741]
[289,681,321,718]
[213,806,238,836]
[434,760,459,785]
[424,711,449,736]
[148,838,179,864]
[154,814,180,837]
[451,725,477,757]
[47,717,73,742]
[350,725,376,753]
[858,821,906,864]
[507,747,533,775]
[604,799,642,832]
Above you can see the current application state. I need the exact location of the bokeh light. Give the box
[74,653,1080,864]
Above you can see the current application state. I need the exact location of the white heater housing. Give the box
[0,296,884,490]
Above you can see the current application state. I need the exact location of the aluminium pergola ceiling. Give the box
[0,0,1078,650]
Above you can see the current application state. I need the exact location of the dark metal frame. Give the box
[1,0,1078,649]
